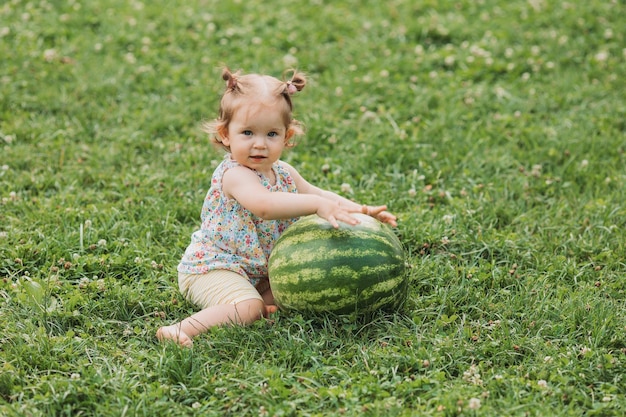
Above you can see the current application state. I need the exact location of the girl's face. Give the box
[222,103,291,177]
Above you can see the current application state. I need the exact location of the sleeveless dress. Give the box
[177,155,298,285]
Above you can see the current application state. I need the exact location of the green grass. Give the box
[1,0,625,415]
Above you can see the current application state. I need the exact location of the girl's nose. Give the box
[253,137,266,148]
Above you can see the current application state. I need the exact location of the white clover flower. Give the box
[70,373,81,380]
[340,183,353,194]
[283,54,298,67]
[468,398,481,410]
[43,49,58,62]
[537,379,548,389]
[97,239,107,247]
[594,51,609,62]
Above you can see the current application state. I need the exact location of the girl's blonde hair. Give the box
[203,68,307,151]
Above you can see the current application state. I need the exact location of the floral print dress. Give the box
[177,155,298,285]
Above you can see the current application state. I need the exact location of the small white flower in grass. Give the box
[70,373,81,380]
[443,214,454,225]
[43,49,57,62]
[125,53,137,64]
[603,396,613,402]
[192,402,201,409]
[0,232,7,239]
[340,183,353,194]
[580,159,589,168]
[408,188,417,197]
[463,364,483,386]
[531,164,542,177]
[537,379,548,389]
[468,398,481,410]
[544,356,553,363]
[97,239,107,247]
[0,27,10,37]
[594,51,609,62]
[283,54,298,67]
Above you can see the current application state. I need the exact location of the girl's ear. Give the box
[217,124,230,145]
[284,127,295,142]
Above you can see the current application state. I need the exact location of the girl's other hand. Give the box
[361,205,398,227]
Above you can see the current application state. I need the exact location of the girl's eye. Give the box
[242,130,253,136]
[268,131,278,138]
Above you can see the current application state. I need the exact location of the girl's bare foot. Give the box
[264,304,278,317]
[156,325,193,347]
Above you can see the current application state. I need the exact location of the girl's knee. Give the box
[234,298,266,324]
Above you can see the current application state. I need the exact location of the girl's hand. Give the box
[317,201,361,229]
[361,205,398,227]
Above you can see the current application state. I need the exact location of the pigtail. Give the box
[283,69,306,95]
[222,67,240,92]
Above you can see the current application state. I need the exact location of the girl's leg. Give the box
[156,298,275,347]
[156,271,274,347]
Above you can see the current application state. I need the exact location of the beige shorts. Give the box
[178,270,269,310]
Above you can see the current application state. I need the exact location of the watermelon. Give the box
[268,213,408,317]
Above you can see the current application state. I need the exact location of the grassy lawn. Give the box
[1,0,625,415]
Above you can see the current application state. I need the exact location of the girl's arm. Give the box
[223,163,397,228]
[222,166,360,228]
[283,162,397,227]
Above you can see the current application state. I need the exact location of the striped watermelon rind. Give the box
[268,213,407,317]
